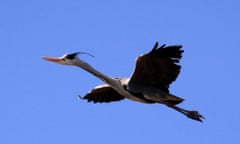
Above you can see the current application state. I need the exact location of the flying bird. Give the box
[43,42,204,122]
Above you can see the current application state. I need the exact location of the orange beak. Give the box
[42,57,62,63]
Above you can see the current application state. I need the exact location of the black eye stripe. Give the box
[65,53,77,60]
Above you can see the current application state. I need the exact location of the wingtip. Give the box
[151,41,167,51]
[78,95,84,101]
[153,41,159,50]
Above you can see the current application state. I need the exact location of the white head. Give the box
[42,52,94,65]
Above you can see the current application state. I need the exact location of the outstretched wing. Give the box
[128,42,183,92]
[81,84,125,103]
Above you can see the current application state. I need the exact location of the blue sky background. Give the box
[1,0,239,143]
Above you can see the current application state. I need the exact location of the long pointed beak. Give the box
[42,57,62,63]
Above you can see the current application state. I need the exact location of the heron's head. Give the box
[43,52,94,65]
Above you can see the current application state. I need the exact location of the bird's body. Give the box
[84,77,183,105]
[43,42,204,122]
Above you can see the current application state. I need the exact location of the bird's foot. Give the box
[186,110,204,122]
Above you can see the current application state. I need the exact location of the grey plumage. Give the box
[82,43,184,105]
[43,41,204,122]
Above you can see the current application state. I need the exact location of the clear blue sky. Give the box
[1,0,239,143]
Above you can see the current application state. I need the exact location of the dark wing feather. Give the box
[82,84,125,103]
[128,42,183,92]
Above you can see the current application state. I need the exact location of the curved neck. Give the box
[75,59,113,84]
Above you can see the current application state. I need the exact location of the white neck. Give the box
[75,59,114,84]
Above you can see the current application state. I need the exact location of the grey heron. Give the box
[43,42,204,122]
